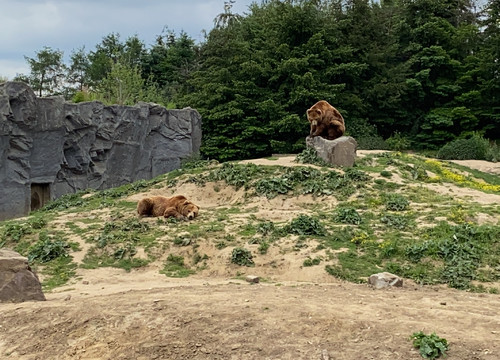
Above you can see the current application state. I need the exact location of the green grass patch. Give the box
[160,254,195,277]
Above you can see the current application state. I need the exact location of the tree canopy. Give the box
[12,0,499,160]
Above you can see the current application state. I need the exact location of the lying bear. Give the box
[306,100,345,140]
[137,195,199,220]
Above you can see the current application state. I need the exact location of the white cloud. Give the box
[0,0,254,79]
[0,59,29,80]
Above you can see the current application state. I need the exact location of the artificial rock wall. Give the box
[0,82,202,220]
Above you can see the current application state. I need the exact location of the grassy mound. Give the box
[1,151,499,293]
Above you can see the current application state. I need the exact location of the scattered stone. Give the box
[0,249,46,303]
[440,302,447,306]
[368,272,403,289]
[64,295,71,301]
[246,275,260,284]
[82,280,89,285]
[306,135,358,167]
[321,349,330,360]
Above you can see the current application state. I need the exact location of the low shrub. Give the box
[437,133,491,161]
[334,207,362,225]
[410,331,448,359]
[27,232,69,263]
[231,247,255,267]
[285,215,327,236]
[386,132,411,151]
[384,193,410,211]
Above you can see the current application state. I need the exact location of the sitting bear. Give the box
[137,195,199,220]
[306,100,345,140]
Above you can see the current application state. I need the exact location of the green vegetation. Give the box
[303,257,321,267]
[437,133,499,162]
[334,207,362,225]
[1,151,499,292]
[285,215,327,236]
[231,247,255,267]
[160,254,195,278]
[13,0,500,161]
[410,332,449,359]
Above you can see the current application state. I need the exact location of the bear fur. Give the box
[137,195,199,220]
[306,100,345,140]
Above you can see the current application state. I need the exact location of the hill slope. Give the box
[1,151,499,359]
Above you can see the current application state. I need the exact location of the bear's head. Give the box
[307,108,322,126]
[181,200,199,220]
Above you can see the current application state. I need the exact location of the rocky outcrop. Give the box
[0,249,46,303]
[0,82,202,220]
[306,136,357,167]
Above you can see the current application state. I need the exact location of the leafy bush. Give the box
[384,193,410,211]
[231,247,255,267]
[255,177,293,199]
[356,135,388,150]
[285,215,327,236]
[485,141,499,162]
[380,213,410,230]
[410,331,448,359]
[181,155,219,170]
[437,133,490,160]
[257,221,276,236]
[258,241,270,254]
[386,132,411,151]
[205,163,261,189]
[1,216,48,244]
[343,168,371,182]
[27,232,69,263]
[41,190,89,210]
[334,207,362,225]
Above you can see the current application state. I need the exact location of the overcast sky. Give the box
[0,0,256,80]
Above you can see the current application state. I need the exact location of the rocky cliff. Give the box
[0,82,202,220]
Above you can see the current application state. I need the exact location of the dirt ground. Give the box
[1,153,499,360]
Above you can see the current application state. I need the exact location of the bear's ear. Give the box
[315,109,322,115]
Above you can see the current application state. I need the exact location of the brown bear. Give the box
[306,100,345,140]
[137,195,199,220]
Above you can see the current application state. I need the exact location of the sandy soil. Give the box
[1,153,499,360]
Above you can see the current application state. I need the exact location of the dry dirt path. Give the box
[1,272,499,360]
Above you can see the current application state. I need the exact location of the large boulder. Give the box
[0,249,46,303]
[306,136,358,167]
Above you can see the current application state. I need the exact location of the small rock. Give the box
[82,280,89,285]
[369,272,403,289]
[246,275,260,284]
[440,302,447,306]
[321,349,330,360]
[64,295,71,301]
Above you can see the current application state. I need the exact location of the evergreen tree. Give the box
[397,0,481,148]
[142,30,198,105]
[476,0,500,138]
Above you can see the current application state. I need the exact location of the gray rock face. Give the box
[369,272,403,289]
[0,81,202,220]
[306,136,357,167]
[0,249,46,303]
